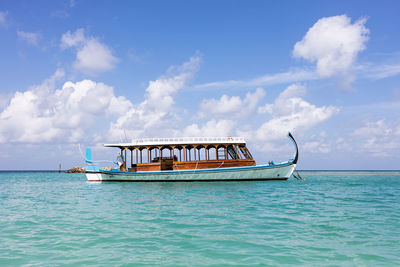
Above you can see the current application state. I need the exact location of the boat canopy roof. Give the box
[104,136,246,149]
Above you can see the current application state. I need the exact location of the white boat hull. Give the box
[86,163,296,182]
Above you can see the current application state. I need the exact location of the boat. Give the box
[83,132,299,182]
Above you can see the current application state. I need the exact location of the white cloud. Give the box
[60,28,119,75]
[0,54,339,157]
[73,39,119,75]
[107,55,201,141]
[17,30,40,46]
[60,28,85,48]
[303,132,331,153]
[303,141,331,153]
[0,55,201,144]
[183,119,235,137]
[334,137,351,152]
[199,88,265,118]
[351,120,391,138]
[293,14,369,78]
[181,83,339,154]
[350,119,400,157]
[247,84,339,149]
[195,69,316,89]
[360,63,400,80]
[0,11,8,28]
[0,70,130,144]
[0,93,11,110]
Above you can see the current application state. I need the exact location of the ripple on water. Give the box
[0,171,399,266]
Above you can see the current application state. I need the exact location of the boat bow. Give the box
[288,132,299,164]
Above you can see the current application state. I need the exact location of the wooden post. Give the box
[124,148,127,171]
[225,145,228,160]
[216,146,218,160]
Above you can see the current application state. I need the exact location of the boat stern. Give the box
[85,147,103,181]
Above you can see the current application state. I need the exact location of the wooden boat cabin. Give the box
[104,137,256,172]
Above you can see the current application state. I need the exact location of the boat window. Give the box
[243,147,253,159]
[116,155,124,166]
[227,146,238,159]
[239,147,250,159]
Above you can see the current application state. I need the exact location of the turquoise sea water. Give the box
[0,171,399,266]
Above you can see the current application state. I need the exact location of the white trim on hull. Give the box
[86,163,296,182]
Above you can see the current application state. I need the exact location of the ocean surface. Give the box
[0,171,399,266]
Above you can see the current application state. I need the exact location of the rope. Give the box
[293,170,304,180]
[217,161,224,168]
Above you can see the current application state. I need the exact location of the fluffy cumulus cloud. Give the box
[183,84,339,153]
[17,30,40,46]
[0,53,340,159]
[293,15,369,78]
[107,55,202,140]
[0,70,130,144]
[251,84,339,147]
[0,55,202,145]
[198,88,265,118]
[61,28,119,75]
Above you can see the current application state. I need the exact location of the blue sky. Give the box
[1,0,400,170]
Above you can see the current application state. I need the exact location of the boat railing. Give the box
[131,136,245,144]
